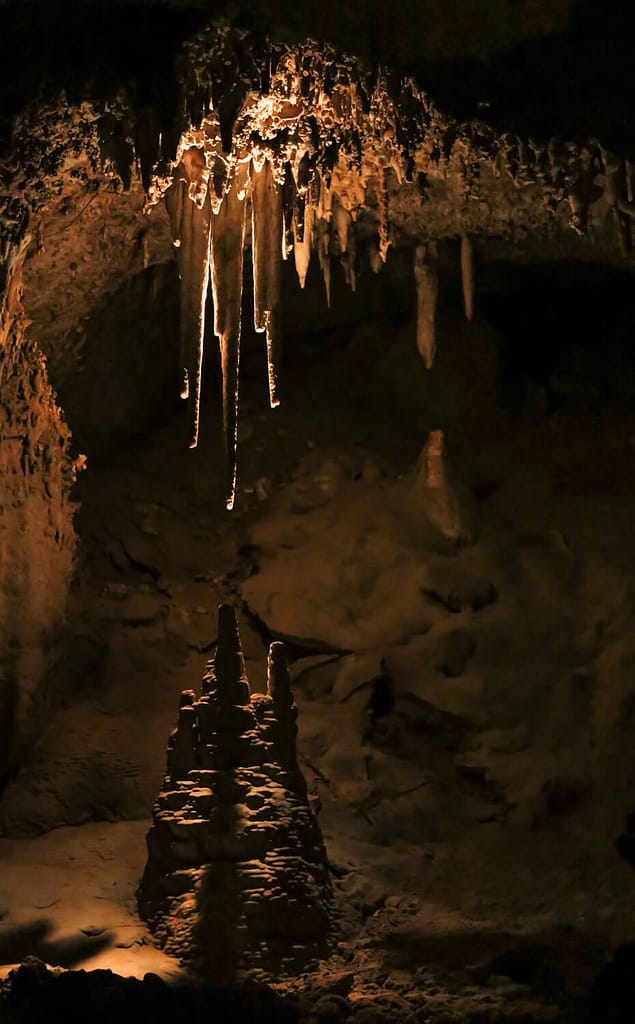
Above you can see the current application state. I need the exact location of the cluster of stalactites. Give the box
[158,26,613,509]
[160,35,467,510]
[164,117,456,511]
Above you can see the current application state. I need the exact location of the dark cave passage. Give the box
[4,3,635,1023]
[477,261,635,418]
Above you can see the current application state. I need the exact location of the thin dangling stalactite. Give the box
[173,148,212,448]
[460,233,474,322]
[210,163,248,510]
[251,159,283,408]
[414,242,439,369]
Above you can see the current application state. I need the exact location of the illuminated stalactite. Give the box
[414,242,439,369]
[251,159,283,410]
[210,163,248,510]
[167,147,211,448]
[293,199,314,288]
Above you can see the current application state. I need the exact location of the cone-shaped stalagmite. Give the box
[251,159,283,408]
[210,163,248,510]
[414,242,439,368]
[138,604,332,979]
[414,429,478,546]
[204,602,250,704]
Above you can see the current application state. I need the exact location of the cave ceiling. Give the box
[2,0,635,503]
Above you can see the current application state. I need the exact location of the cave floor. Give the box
[2,315,635,1021]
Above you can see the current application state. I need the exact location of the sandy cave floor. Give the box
[2,311,635,1021]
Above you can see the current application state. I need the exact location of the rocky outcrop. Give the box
[0,234,80,779]
[138,604,332,980]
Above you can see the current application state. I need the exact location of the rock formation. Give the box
[413,429,478,547]
[138,604,332,980]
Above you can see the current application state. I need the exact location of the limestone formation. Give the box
[414,429,478,547]
[413,242,439,368]
[138,604,332,980]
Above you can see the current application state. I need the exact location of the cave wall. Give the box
[1,0,635,780]
[22,183,178,457]
[0,248,78,778]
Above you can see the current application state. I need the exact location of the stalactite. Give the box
[293,200,314,289]
[333,197,356,291]
[414,242,439,369]
[251,159,283,409]
[282,164,296,260]
[367,239,383,274]
[460,233,474,322]
[171,147,212,447]
[315,173,333,305]
[165,173,184,247]
[376,164,391,263]
[210,162,248,510]
[316,218,331,307]
[149,24,631,508]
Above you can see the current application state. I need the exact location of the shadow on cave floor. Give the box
[0,960,299,1024]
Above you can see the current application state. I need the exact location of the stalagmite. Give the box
[413,243,439,368]
[210,163,248,510]
[138,604,332,978]
[267,641,293,709]
[251,159,283,409]
[205,602,250,704]
[169,147,212,448]
[460,234,474,321]
[413,429,478,547]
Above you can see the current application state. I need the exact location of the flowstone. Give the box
[138,604,332,980]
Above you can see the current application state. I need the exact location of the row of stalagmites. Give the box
[137,604,333,981]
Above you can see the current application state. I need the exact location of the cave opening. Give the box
[3,3,635,1022]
